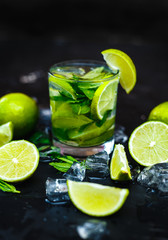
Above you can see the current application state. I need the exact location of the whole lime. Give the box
[0,93,39,138]
[148,102,168,124]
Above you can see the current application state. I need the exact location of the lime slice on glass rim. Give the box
[129,121,168,167]
[0,140,39,182]
[67,180,129,217]
[91,78,119,120]
[0,121,13,147]
[101,49,136,93]
[110,144,132,181]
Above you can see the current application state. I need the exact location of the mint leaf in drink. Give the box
[71,103,90,115]
[0,180,20,193]
[80,88,95,100]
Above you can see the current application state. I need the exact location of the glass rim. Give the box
[48,59,119,83]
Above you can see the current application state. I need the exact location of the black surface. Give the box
[1,39,168,240]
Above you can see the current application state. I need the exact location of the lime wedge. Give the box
[49,74,77,100]
[0,140,39,182]
[129,121,168,166]
[91,78,119,120]
[0,122,13,147]
[101,49,136,93]
[110,144,132,181]
[67,180,129,217]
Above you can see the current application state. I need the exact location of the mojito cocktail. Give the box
[48,60,119,156]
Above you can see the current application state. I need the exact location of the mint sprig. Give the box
[0,180,20,193]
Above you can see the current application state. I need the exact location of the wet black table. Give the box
[0,40,168,240]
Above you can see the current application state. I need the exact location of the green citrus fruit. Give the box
[129,121,168,166]
[0,140,39,182]
[0,93,38,138]
[67,180,129,217]
[110,144,132,181]
[0,121,13,147]
[148,102,168,124]
[101,49,136,93]
[91,78,119,120]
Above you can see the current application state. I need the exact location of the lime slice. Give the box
[91,78,118,120]
[49,74,77,100]
[110,144,132,181]
[129,121,168,166]
[78,125,115,147]
[67,180,129,216]
[0,140,39,182]
[68,114,115,142]
[148,102,168,124]
[81,67,104,79]
[0,122,13,147]
[101,49,136,93]
[52,115,93,129]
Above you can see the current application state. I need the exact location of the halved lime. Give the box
[129,121,168,166]
[0,140,39,182]
[0,122,13,147]
[101,49,136,93]
[67,180,129,217]
[49,74,77,100]
[91,78,119,120]
[110,144,132,181]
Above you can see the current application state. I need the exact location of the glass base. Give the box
[53,138,114,157]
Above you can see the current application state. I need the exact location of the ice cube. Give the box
[85,152,110,178]
[77,219,107,239]
[45,177,69,204]
[137,163,168,193]
[63,162,86,181]
[114,125,128,144]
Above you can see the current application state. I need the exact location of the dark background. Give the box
[0,0,168,43]
[1,2,168,240]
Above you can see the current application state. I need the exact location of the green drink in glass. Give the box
[48,60,119,157]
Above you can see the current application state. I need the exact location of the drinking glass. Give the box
[48,60,119,157]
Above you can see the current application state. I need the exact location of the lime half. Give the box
[0,140,39,182]
[91,78,118,120]
[129,121,168,166]
[110,144,132,181]
[0,122,13,147]
[101,49,136,93]
[67,180,129,217]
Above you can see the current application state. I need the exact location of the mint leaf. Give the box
[0,180,20,193]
